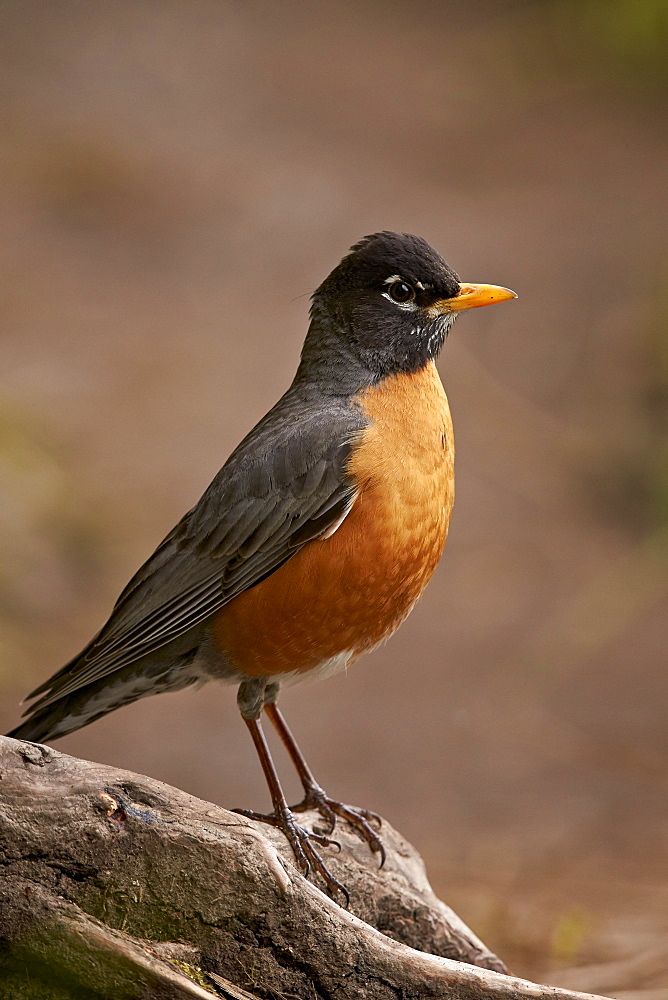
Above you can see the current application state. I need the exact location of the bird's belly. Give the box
[211,362,455,679]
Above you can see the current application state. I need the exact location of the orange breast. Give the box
[211,361,455,678]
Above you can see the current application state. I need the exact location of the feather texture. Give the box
[21,392,364,717]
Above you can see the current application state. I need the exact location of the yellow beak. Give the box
[431,282,518,314]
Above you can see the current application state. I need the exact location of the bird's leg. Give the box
[264,702,385,867]
[232,681,348,902]
[236,717,349,902]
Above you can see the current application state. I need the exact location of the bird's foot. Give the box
[232,804,349,905]
[292,783,386,868]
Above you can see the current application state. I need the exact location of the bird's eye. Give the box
[387,280,415,304]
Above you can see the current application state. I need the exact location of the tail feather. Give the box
[7,650,201,744]
[7,695,111,744]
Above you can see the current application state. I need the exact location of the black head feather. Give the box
[318,232,460,301]
[303,232,462,385]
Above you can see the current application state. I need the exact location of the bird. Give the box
[8,232,516,900]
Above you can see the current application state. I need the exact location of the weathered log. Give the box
[0,736,611,999]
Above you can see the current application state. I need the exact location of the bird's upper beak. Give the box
[430,283,517,315]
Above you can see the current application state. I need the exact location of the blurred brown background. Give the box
[1,0,667,991]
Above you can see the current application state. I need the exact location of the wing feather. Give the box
[22,400,364,715]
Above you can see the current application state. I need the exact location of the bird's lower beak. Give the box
[431,283,517,315]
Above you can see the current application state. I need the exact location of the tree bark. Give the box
[0,736,611,1000]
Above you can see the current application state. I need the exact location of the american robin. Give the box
[8,232,516,899]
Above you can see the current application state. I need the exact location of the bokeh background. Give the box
[1,0,667,992]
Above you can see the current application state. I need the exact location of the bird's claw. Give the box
[232,805,349,904]
[291,785,386,869]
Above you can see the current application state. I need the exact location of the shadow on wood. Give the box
[0,736,611,999]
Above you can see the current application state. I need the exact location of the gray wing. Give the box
[23,404,362,714]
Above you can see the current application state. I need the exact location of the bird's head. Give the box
[308,231,516,381]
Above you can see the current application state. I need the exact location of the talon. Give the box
[310,831,342,852]
[308,853,350,906]
[236,799,349,901]
[293,785,386,866]
[312,818,336,839]
[360,808,382,828]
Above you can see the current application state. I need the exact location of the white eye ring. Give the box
[382,274,418,312]
[385,279,415,303]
